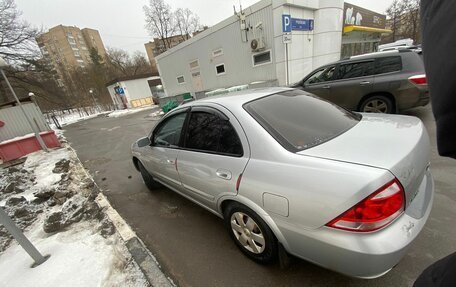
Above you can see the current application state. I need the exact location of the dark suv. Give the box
[293,50,429,113]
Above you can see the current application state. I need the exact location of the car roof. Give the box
[308,50,411,71]
[339,50,412,63]
[183,87,293,109]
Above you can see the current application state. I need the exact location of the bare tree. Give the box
[105,47,151,77]
[0,0,39,63]
[386,0,403,42]
[385,0,421,44]
[105,47,131,76]
[175,8,201,40]
[143,0,175,54]
[400,0,420,43]
[0,0,73,111]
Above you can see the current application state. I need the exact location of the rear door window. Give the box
[243,90,361,152]
[336,61,374,79]
[375,56,402,74]
[184,110,243,156]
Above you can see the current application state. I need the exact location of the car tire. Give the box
[224,203,278,264]
[138,161,161,191]
[359,95,394,114]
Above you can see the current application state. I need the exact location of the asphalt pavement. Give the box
[64,105,456,287]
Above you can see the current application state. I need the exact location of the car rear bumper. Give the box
[279,169,434,278]
[416,91,430,107]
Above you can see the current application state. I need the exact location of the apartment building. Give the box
[36,25,107,85]
[144,34,188,73]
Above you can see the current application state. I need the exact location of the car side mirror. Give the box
[137,137,152,147]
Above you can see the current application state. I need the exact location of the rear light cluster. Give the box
[408,74,427,85]
[326,179,405,232]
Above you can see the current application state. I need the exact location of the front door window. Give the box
[153,112,187,147]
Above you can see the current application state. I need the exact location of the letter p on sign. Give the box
[282,14,291,33]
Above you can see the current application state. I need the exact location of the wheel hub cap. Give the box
[230,212,266,254]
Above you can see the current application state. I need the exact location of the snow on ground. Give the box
[20,148,71,201]
[149,110,164,118]
[0,220,148,287]
[49,111,111,129]
[108,105,157,118]
[0,144,149,286]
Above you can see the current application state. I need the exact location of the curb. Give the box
[96,194,175,287]
[67,145,175,287]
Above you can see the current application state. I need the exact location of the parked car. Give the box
[131,87,434,278]
[292,50,429,113]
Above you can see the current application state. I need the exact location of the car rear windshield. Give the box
[244,90,361,152]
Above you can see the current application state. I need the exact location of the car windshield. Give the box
[244,90,361,152]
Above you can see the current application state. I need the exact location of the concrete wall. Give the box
[121,78,153,101]
[312,0,344,69]
[273,0,343,84]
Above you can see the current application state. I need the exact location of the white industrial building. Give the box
[106,73,163,109]
[155,0,389,99]
[156,0,344,98]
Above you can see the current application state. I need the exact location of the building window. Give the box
[67,37,76,45]
[212,48,223,58]
[252,50,272,67]
[74,50,81,57]
[189,59,199,70]
[177,76,185,84]
[215,64,226,75]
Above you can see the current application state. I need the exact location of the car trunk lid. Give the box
[298,114,430,208]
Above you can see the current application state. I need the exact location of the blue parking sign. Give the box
[282,14,291,33]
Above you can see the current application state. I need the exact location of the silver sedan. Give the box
[131,87,434,278]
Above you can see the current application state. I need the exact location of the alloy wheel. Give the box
[362,99,389,113]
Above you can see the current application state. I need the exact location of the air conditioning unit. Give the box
[250,37,265,52]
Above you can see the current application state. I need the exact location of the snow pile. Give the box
[48,110,111,128]
[148,110,164,120]
[108,105,157,118]
[0,147,149,286]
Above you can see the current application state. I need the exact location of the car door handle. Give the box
[322,85,331,89]
[360,81,370,85]
[216,169,232,180]
[166,159,175,164]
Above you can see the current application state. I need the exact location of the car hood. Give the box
[298,114,430,207]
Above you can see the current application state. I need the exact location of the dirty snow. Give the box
[149,110,164,118]
[108,105,157,118]
[0,144,149,286]
[0,220,148,287]
[20,148,71,201]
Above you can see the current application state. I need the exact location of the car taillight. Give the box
[326,179,405,232]
[408,74,427,85]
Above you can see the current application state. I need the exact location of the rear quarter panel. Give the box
[238,153,394,231]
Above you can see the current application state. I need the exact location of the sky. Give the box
[15,0,395,56]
